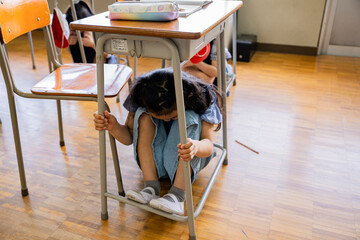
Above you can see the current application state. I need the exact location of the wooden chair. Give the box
[68,0,130,103]
[0,0,132,196]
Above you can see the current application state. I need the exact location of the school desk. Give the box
[70,1,243,239]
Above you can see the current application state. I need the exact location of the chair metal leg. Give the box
[70,0,87,63]
[117,55,136,105]
[7,91,29,196]
[108,133,125,196]
[0,44,28,196]
[161,59,166,68]
[161,59,172,68]
[56,100,65,146]
[56,47,63,64]
[46,46,64,147]
[116,54,130,103]
[105,103,125,196]
[118,56,136,103]
[232,12,237,86]
[133,56,137,80]
[47,53,53,72]
[28,32,36,69]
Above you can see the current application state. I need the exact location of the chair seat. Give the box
[31,63,133,97]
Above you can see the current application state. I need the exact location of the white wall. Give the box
[237,0,326,47]
[49,0,326,48]
[48,0,114,14]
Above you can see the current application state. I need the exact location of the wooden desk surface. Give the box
[70,1,242,39]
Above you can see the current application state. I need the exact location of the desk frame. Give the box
[95,32,227,239]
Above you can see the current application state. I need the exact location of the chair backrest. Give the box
[0,0,50,44]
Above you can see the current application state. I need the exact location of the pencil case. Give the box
[108,1,179,21]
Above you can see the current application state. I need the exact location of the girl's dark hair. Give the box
[130,68,223,131]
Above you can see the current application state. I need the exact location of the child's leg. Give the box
[137,113,158,181]
[126,113,160,204]
[168,158,187,202]
[149,159,187,215]
[149,156,211,215]
[149,110,203,215]
[149,111,216,214]
[173,159,185,190]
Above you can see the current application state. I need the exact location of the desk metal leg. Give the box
[99,118,108,221]
[217,31,228,165]
[232,12,237,85]
[95,44,108,220]
[171,41,197,240]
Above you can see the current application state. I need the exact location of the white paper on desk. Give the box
[173,0,212,5]
[176,0,212,17]
[140,0,212,17]
[140,0,212,5]
[178,4,202,17]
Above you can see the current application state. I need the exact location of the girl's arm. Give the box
[82,31,95,49]
[181,60,218,84]
[68,31,95,49]
[93,111,133,145]
[68,31,77,45]
[195,61,217,78]
[177,121,214,161]
[182,60,217,78]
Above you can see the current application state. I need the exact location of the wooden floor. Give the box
[1,31,360,240]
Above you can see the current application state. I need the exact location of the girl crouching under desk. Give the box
[93,68,223,215]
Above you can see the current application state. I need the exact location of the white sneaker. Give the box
[149,193,184,215]
[126,187,159,204]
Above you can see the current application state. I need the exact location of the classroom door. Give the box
[318,0,360,57]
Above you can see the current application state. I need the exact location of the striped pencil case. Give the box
[108,1,179,21]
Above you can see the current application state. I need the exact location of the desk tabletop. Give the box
[70,1,242,39]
